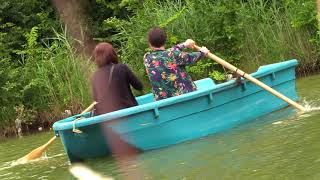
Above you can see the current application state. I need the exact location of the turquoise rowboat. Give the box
[53,59,299,162]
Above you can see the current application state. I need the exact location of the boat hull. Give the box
[53,59,299,162]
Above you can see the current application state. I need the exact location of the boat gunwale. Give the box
[120,81,297,137]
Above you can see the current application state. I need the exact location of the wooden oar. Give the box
[17,102,97,163]
[194,45,305,112]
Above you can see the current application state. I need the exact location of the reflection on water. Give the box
[1,75,320,179]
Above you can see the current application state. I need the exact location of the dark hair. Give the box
[148,27,167,48]
[93,42,118,67]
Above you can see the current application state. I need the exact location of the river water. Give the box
[1,75,320,180]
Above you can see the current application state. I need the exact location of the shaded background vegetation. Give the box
[0,0,319,136]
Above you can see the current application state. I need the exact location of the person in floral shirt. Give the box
[144,27,209,100]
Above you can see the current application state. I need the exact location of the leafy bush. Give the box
[209,71,226,82]
[0,27,93,134]
[109,0,318,79]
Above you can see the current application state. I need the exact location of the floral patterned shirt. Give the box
[143,43,204,100]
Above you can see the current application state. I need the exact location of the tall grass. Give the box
[0,29,94,136]
[238,0,319,74]
[31,30,94,126]
[111,0,318,80]
[40,30,94,113]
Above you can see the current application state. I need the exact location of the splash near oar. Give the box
[193,44,306,112]
[16,102,97,163]
[16,136,57,164]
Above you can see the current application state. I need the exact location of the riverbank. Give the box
[1,71,320,139]
[0,122,52,138]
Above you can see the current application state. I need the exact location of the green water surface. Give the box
[1,75,320,180]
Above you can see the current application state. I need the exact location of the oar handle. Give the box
[81,101,98,114]
[41,136,57,148]
[194,45,305,112]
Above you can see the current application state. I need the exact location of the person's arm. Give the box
[169,39,208,66]
[173,51,204,66]
[124,64,143,91]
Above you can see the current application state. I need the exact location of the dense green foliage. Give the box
[0,0,138,135]
[111,0,319,78]
[0,0,319,135]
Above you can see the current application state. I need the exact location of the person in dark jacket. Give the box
[92,42,143,115]
[92,43,143,171]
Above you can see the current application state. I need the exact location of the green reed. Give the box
[0,29,94,136]
[38,30,94,115]
[238,0,318,74]
[113,0,318,78]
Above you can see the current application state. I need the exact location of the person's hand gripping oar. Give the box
[193,44,305,112]
[17,102,97,163]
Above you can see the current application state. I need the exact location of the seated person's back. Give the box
[143,27,209,100]
[92,43,143,115]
